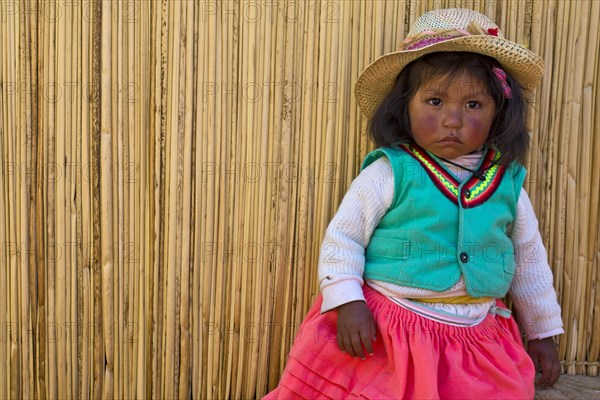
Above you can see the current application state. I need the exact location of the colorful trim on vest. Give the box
[401,144,506,209]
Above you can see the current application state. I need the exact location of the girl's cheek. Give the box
[466,117,491,137]
[416,115,439,134]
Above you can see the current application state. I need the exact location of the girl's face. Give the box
[407,72,496,159]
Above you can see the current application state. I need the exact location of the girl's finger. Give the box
[342,332,357,358]
[538,361,550,386]
[537,371,549,386]
[553,365,561,385]
[359,328,373,356]
[547,369,559,386]
[547,360,561,386]
[370,318,377,342]
[336,330,345,353]
[350,332,366,359]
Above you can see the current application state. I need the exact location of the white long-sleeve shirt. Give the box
[318,152,563,340]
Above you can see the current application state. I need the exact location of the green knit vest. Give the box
[361,144,526,298]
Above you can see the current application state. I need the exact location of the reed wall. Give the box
[0,0,598,398]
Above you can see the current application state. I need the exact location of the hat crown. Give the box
[408,8,503,38]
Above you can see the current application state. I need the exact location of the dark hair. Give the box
[367,52,529,165]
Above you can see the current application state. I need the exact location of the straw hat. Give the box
[354,8,544,119]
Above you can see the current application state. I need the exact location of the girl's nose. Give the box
[443,107,462,128]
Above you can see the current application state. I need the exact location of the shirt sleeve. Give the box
[318,157,394,313]
[509,188,564,340]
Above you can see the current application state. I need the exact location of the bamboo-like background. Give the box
[0,0,598,399]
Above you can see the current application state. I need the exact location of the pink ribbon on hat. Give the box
[492,67,512,99]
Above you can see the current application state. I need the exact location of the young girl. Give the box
[266,8,563,399]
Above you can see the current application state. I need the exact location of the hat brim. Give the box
[354,36,544,119]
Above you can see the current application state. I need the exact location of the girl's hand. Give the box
[527,337,561,387]
[336,300,377,359]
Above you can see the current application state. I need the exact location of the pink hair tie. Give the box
[492,67,512,99]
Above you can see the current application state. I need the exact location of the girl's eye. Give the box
[466,101,480,109]
[427,98,442,106]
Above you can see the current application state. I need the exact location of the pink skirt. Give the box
[264,285,535,399]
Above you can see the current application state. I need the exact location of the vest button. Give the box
[464,189,471,198]
[460,252,469,263]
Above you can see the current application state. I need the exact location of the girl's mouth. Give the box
[438,136,462,144]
